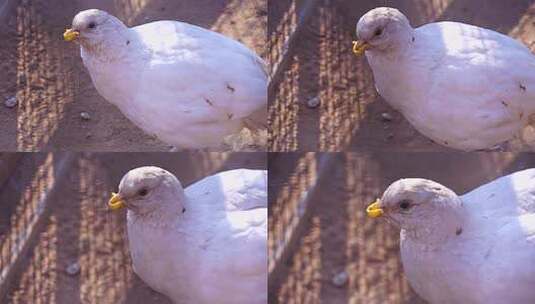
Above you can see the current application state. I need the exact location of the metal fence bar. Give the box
[0,153,76,301]
[268,0,322,98]
[268,153,335,294]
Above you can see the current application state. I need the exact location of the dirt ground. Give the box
[268,0,535,152]
[0,152,266,304]
[0,0,266,152]
[268,152,535,303]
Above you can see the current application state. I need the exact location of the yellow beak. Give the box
[366,199,384,218]
[352,40,371,56]
[63,28,80,42]
[108,192,126,210]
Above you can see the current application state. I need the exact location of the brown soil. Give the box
[0,0,266,152]
[268,0,535,152]
[268,152,535,303]
[0,152,266,304]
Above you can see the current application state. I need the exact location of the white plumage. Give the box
[111,167,267,304]
[67,9,267,149]
[371,169,535,303]
[355,7,535,151]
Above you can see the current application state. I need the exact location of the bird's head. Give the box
[64,9,129,54]
[367,178,464,238]
[353,7,413,56]
[109,166,186,219]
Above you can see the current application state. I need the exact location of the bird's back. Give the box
[461,168,535,216]
[133,20,264,67]
[186,169,267,211]
[155,169,267,303]
[132,19,268,117]
[420,21,531,54]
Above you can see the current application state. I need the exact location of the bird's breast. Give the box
[401,237,486,303]
[127,220,198,301]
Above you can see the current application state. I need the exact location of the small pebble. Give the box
[80,112,91,121]
[4,96,17,108]
[381,112,393,122]
[66,262,80,276]
[306,96,320,108]
[332,270,349,287]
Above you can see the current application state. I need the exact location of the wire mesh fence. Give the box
[0,153,74,302]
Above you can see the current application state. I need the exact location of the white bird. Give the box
[108,167,267,304]
[64,9,267,149]
[354,7,535,151]
[367,168,535,303]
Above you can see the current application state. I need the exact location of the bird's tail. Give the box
[222,107,267,151]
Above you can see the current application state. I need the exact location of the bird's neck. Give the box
[403,200,466,249]
[368,32,415,63]
[128,196,188,229]
[365,31,422,112]
[80,29,139,63]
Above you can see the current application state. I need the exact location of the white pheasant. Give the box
[354,7,535,151]
[109,167,267,304]
[65,9,267,150]
[367,168,535,303]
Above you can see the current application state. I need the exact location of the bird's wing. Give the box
[216,208,267,276]
[183,169,267,303]
[462,168,535,216]
[186,169,267,211]
[422,21,535,114]
[458,169,535,302]
[409,22,535,149]
[193,207,267,303]
[131,21,267,120]
[217,169,268,211]
[477,213,535,302]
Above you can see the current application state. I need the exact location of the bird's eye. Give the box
[88,22,96,29]
[374,28,383,36]
[399,199,412,210]
[138,188,149,197]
